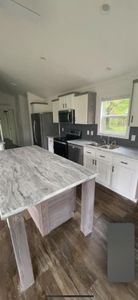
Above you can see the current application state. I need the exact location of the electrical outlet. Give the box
[131,135,136,142]
[87,130,90,135]
[91,131,94,136]
[62,127,64,132]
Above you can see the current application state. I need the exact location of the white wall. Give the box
[15,94,32,146]
[74,70,138,125]
[47,70,138,128]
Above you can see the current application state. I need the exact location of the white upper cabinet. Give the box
[31,103,49,114]
[73,93,96,124]
[58,94,75,111]
[52,100,59,123]
[130,80,138,127]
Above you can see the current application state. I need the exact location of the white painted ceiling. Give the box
[0,0,138,98]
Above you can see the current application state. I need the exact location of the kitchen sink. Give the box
[89,142,101,147]
[100,144,119,150]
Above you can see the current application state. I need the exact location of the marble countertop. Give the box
[0,146,96,220]
[112,146,138,160]
[67,140,92,146]
[67,139,138,160]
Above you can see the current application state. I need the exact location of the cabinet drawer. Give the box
[84,147,96,156]
[112,155,138,170]
[96,150,112,161]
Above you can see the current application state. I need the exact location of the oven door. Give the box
[54,140,68,158]
[59,110,75,123]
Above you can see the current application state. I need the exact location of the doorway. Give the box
[0,109,17,145]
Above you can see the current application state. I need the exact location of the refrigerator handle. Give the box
[33,120,37,144]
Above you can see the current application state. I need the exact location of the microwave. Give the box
[59,110,75,123]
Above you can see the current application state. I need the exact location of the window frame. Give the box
[98,95,131,139]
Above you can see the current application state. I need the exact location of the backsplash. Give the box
[60,123,138,148]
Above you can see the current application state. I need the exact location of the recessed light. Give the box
[100,3,111,14]
[106,67,112,71]
[40,56,46,61]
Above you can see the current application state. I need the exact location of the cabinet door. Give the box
[130,80,138,126]
[52,101,59,123]
[65,94,74,109]
[59,96,66,110]
[96,158,112,187]
[83,151,96,172]
[74,94,88,124]
[111,164,137,200]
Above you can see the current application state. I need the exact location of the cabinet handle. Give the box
[63,104,64,108]
[112,166,114,172]
[131,115,133,123]
[92,159,95,165]
[95,159,97,166]
[100,155,105,158]
[121,161,128,165]
[86,151,91,154]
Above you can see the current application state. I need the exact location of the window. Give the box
[99,97,131,138]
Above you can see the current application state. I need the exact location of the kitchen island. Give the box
[0,146,97,291]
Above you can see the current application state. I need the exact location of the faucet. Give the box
[101,138,106,145]
[107,136,110,145]
[111,140,117,146]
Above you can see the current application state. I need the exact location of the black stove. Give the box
[54,130,81,158]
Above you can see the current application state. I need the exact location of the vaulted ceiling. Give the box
[0,0,138,98]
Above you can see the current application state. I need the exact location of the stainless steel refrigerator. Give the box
[31,112,59,149]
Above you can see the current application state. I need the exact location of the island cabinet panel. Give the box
[7,215,34,291]
[28,188,76,236]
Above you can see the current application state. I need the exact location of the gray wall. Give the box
[15,94,32,146]
[60,123,138,148]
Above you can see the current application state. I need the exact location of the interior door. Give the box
[0,110,17,144]
[31,114,42,146]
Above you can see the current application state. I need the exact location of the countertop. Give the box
[67,139,138,160]
[68,140,92,146]
[0,146,96,219]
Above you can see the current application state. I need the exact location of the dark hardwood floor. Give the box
[0,184,138,300]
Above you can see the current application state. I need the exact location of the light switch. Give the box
[91,131,94,136]
[87,130,90,135]
[131,135,136,142]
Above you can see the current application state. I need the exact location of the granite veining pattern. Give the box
[0,146,96,219]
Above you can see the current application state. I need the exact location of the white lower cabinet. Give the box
[111,156,138,201]
[95,150,112,188]
[83,147,138,201]
[83,147,96,172]
[96,158,112,187]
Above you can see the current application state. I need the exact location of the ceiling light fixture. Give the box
[100,3,111,14]
[106,67,112,71]
[40,56,47,61]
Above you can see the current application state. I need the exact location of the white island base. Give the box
[7,178,95,292]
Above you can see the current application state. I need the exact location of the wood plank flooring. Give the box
[0,184,138,300]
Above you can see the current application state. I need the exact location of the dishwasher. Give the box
[68,143,83,165]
